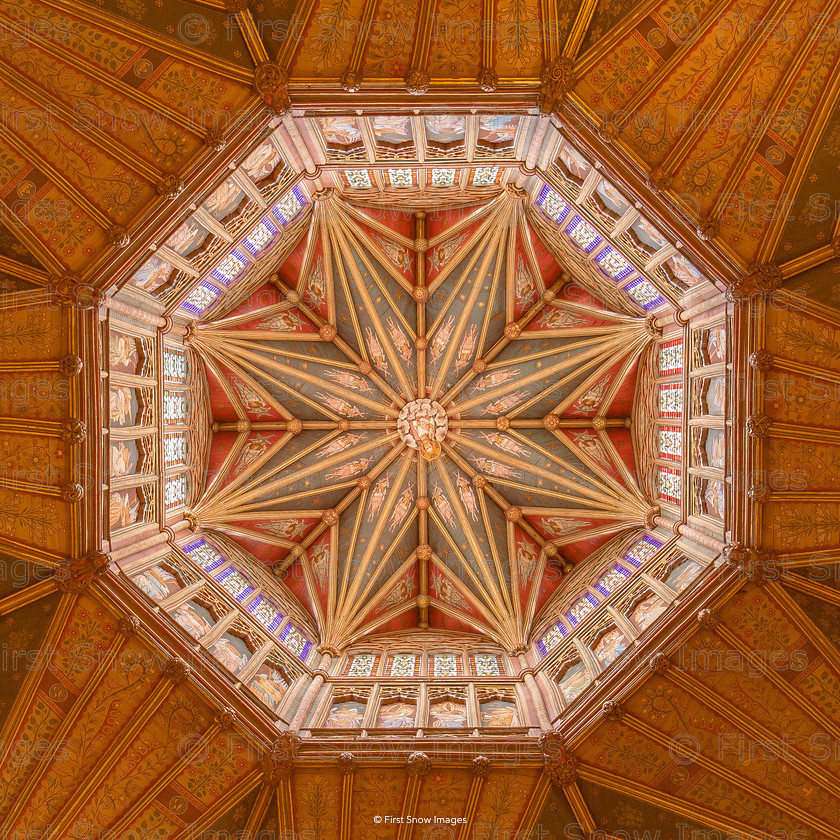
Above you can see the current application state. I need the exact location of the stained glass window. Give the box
[346,654,377,677]
[242,218,279,256]
[280,623,312,660]
[624,276,666,310]
[536,185,571,225]
[594,564,631,596]
[215,567,254,602]
[472,653,503,675]
[163,391,188,425]
[211,249,249,285]
[274,186,306,225]
[659,426,682,461]
[247,595,284,632]
[565,216,602,252]
[164,474,187,511]
[659,340,683,376]
[432,654,460,676]
[659,383,684,418]
[163,348,186,382]
[472,166,499,186]
[565,593,599,626]
[387,169,413,188]
[430,168,456,187]
[180,280,222,316]
[623,535,663,568]
[594,246,634,281]
[389,653,417,676]
[344,169,373,189]
[164,432,187,468]
[537,623,567,655]
[183,538,226,572]
[659,466,682,504]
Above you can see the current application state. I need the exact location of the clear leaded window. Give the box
[473,653,502,675]
[472,166,499,186]
[536,185,571,225]
[280,623,311,659]
[659,383,684,418]
[623,535,662,568]
[163,348,186,382]
[659,466,682,504]
[163,391,188,425]
[344,169,373,189]
[216,567,254,602]
[659,426,682,461]
[566,593,599,626]
[164,474,187,510]
[164,432,187,468]
[594,564,631,596]
[432,654,459,677]
[347,654,377,677]
[390,653,417,676]
[659,340,683,376]
[183,538,226,572]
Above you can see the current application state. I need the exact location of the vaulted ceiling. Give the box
[188,189,655,649]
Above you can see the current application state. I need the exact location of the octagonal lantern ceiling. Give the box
[188,188,659,652]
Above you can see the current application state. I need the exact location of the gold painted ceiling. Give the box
[1,0,840,838]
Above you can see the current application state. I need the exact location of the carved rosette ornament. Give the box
[505,506,522,523]
[472,359,487,373]
[543,542,558,558]
[404,68,430,95]
[696,216,720,241]
[496,416,510,431]
[164,658,191,684]
[543,414,560,430]
[57,550,109,593]
[407,751,432,778]
[58,355,83,376]
[592,416,606,431]
[108,226,130,249]
[645,314,663,338]
[254,62,291,115]
[697,608,718,629]
[157,175,184,200]
[216,707,238,728]
[337,752,358,774]
[472,755,491,778]
[287,418,303,434]
[416,543,432,561]
[750,262,783,292]
[602,699,624,721]
[322,509,339,526]
[60,481,84,503]
[473,474,487,489]
[263,732,300,784]
[746,414,771,438]
[722,542,748,566]
[204,129,227,151]
[646,167,669,194]
[320,323,337,341]
[477,68,498,91]
[340,70,362,92]
[649,652,670,674]
[749,350,773,371]
[538,57,574,116]
[542,747,578,788]
[118,615,141,637]
[60,419,86,444]
[504,322,521,340]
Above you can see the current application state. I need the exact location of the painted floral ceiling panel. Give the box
[190,189,659,651]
